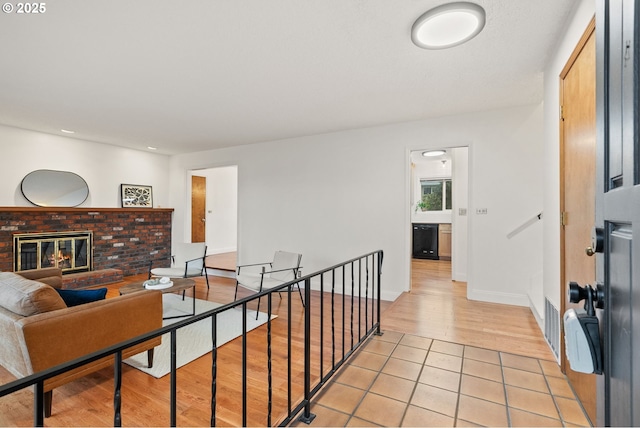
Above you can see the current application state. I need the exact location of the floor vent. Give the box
[544,298,561,361]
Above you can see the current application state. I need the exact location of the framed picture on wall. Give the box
[120,184,153,208]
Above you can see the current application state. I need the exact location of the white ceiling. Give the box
[0,0,578,155]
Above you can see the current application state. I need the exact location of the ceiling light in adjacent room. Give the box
[61,129,75,134]
[147,146,157,150]
[422,150,446,157]
[411,2,486,50]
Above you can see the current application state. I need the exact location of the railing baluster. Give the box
[114,350,123,427]
[358,259,362,341]
[372,254,376,330]
[350,262,354,349]
[342,265,346,360]
[288,279,292,416]
[331,269,336,369]
[366,255,370,333]
[242,302,247,427]
[170,330,177,427]
[369,255,373,332]
[211,313,217,427]
[320,273,324,380]
[298,278,316,424]
[34,380,44,427]
[376,252,384,336]
[267,293,273,427]
[374,253,378,331]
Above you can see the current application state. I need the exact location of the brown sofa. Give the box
[0,268,163,417]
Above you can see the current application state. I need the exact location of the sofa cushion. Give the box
[0,272,67,316]
[55,288,108,307]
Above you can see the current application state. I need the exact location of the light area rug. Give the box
[124,293,271,378]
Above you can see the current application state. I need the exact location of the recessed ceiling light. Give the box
[61,129,75,134]
[411,2,486,50]
[422,150,446,157]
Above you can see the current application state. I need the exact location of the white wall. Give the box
[0,125,170,207]
[542,0,595,313]
[170,104,544,304]
[466,104,544,306]
[451,147,469,282]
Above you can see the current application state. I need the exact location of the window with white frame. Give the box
[419,179,452,211]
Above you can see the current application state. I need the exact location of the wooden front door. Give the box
[596,1,640,425]
[191,175,206,243]
[559,20,597,423]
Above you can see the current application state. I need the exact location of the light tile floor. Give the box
[292,331,591,427]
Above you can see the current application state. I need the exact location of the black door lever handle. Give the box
[568,282,604,315]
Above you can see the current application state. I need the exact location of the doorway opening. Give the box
[189,165,238,276]
[409,147,469,291]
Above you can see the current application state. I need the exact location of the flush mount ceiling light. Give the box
[60,129,75,134]
[422,150,446,157]
[411,2,486,50]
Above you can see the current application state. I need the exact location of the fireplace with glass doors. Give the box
[13,231,93,274]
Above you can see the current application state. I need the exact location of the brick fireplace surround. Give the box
[0,208,172,289]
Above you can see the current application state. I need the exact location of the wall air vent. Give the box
[544,298,561,362]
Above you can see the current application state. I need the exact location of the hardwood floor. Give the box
[384,259,554,360]
[0,259,554,426]
[205,252,237,272]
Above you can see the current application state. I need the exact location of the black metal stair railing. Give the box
[0,250,383,427]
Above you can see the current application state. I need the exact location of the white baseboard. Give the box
[528,294,544,331]
[467,288,529,307]
[452,271,467,282]
[380,290,402,302]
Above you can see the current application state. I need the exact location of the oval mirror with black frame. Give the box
[21,169,89,207]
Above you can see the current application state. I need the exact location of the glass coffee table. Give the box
[119,277,196,320]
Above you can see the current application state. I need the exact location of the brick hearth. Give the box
[63,269,124,289]
[0,208,173,281]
